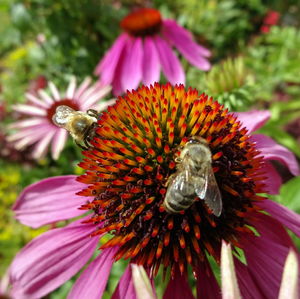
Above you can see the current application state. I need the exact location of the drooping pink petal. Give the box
[79,85,112,111]
[9,125,51,150]
[162,20,211,57]
[32,129,56,159]
[221,241,241,299]
[163,268,194,299]
[278,250,299,299]
[233,258,264,299]
[111,44,127,96]
[48,81,61,101]
[9,118,45,129]
[68,247,118,299]
[111,266,137,299]
[260,161,282,194]
[235,110,271,134]
[240,213,297,298]
[13,175,87,228]
[121,37,143,92]
[13,104,47,116]
[66,76,77,99]
[25,92,49,109]
[196,261,221,299]
[74,77,92,99]
[251,134,300,176]
[162,20,211,71]
[154,35,185,85]
[142,36,160,86]
[38,89,54,105]
[51,129,68,160]
[131,264,156,299]
[94,98,116,113]
[95,33,128,86]
[10,219,100,299]
[257,199,300,238]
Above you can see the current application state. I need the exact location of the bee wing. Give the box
[52,105,75,128]
[195,163,222,217]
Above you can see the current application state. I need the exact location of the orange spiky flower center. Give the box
[78,83,266,276]
[120,8,162,36]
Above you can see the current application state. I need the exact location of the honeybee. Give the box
[163,136,222,216]
[52,105,98,149]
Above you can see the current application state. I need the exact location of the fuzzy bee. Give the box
[52,105,98,149]
[163,136,222,216]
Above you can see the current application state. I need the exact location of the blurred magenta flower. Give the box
[8,77,112,160]
[260,10,280,34]
[9,85,299,298]
[95,8,211,95]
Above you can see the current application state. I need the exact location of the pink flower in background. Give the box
[95,8,211,95]
[8,85,300,298]
[8,77,113,160]
[260,10,280,34]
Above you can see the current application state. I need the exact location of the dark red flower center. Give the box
[46,99,79,123]
[121,8,162,37]
[77,83,266,277]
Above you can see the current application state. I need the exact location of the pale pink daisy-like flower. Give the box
[95,8,211,95]
[9,85,300,298]
[8,77,112,160]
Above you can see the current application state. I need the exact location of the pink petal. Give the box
[111,47,127,96]
[234,258,264,299]
[25,92,49,109]
[49,82,61,101]
[221,241,241,299]
[252,134,300,176]
[66,77,77,99]
[74,77,92,99]
[111,265,137,299]
[13,175,87,228]
[162,20,211,57]
[32,129,56,159]
[68,247,118,299]
[10,219,100,299]
[51,128,68,160]
[163,268,194,299]
[142,37,160,86]
[13,104,46,116]
[95,33,128,86]
[260,161,282,194]
[196,261,221,299]
[154,35,185,85]
[37,89,54,105]
[79,85,111,111]
[257,199,300,238]
[121,37,143,92]
[131,264,156,299]
[278,250,299,299]
[162,20,211,71]
[234,110,271,133]
[240,213,297,298]
[9,118,45,129]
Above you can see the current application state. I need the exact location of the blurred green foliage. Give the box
[1,0,300,298]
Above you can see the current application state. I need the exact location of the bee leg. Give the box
[75,140,88,150]
[87,109,99,118]
[164,173,176,187]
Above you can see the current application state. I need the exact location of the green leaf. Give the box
[279,177,300,212]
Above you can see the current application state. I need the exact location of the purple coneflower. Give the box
[95,8,211,95]
[8,77,112,160]
[10,84,300,298]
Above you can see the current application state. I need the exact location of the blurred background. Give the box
[1,0,300,297]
